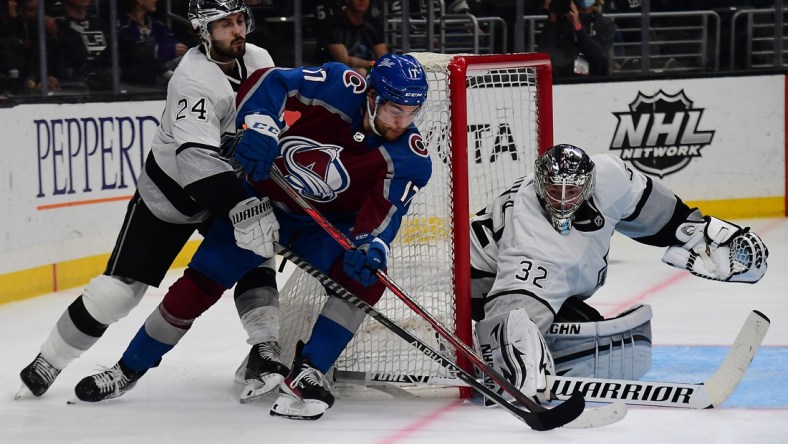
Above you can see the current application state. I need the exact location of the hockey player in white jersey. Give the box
[17,0,286,402]
[471,144,769,404]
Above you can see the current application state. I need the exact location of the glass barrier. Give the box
[1,0,787,105]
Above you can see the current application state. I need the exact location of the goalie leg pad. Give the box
[475,308,555,405]
[545,304,653,380]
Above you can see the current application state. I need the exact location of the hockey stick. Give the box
[270,167,624,430]
[551,310,770,408]
[337,310,769,409]
[276,244,625,429]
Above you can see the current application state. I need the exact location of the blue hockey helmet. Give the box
[367,54,428,107]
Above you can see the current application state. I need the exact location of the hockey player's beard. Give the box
[374,120,406,141]
[211,37,246,62]
[378,126,406,141]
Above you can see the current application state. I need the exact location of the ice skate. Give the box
[16,354,61,399]
[237,341,289,403]
[270,341,334,420]
[72,360,146,403]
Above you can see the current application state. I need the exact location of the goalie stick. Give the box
[269,167,625,430]
[551,310,770,408]
[335,310,769,409]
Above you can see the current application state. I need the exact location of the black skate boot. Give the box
[74,360,147,402]
[16,354,62,399]
[238,341,290,403]
[270,341,334,420]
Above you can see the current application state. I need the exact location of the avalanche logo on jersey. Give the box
[343,69,366,94]
[409,134,428,158]
[280,136,350,202]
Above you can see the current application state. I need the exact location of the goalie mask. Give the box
[534,144,595,235]
[188,0,254,58]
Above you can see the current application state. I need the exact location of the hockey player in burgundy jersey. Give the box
[232,53,431,419]
[471,144,769,406]
[64,53,430,418]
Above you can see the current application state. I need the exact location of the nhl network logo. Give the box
[610,90,715,177]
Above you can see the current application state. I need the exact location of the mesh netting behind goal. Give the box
[278,53,553,395]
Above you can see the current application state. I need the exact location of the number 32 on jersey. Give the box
[515,259,548,288]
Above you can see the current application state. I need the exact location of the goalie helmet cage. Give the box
[277,52,553,398]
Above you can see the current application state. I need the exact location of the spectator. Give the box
[118,0,188,87]
[316,0,387,76]
[51,0,112,90]
[161,0,199,48]
[389,0,473,15]
[537,0,616,78]
[1,0,28,94]
[0,0,59,95]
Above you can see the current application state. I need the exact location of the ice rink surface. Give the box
[2,217,786,443]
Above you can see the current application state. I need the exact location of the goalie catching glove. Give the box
[662,211,768,283]
[475,308,555,406]
[230,197,279,258]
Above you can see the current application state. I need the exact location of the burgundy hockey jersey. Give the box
[236,63,431,246]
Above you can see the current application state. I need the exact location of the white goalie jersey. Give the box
[136,44,274,224]
[471,154,681,332]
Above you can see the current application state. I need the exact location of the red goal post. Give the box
[277,52,554,397]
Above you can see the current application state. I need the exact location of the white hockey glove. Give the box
[229,197,279,258]
[475,308,555,406]
[662,214,768,283]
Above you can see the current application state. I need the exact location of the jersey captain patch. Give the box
[409,134,428,158]
[280,136,350,202]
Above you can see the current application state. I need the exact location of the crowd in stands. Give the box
[1,0,192,97]
[1,0,784,100]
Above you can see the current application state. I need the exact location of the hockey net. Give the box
[278,53,553,397]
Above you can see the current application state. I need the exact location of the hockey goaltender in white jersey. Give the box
[470,144,769,404]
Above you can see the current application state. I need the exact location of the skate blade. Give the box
[66,394,125,405]
[269,393,328,420]
[66,397,116,405]
[239,373,285,404]
[14,384,33,400]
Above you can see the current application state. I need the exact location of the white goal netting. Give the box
[278,52,551,395]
